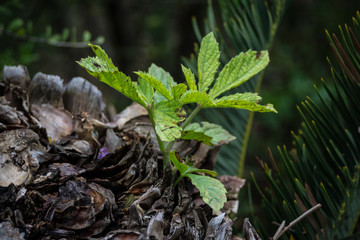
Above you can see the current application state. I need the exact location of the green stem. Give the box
[173,175,184,186]
[237,71,264,178]
[164,104,202,152]
[181,104,202,129]
[237,111,255,177]
[148,108,168,166]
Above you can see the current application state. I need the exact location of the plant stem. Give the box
[237,71,264,178]
[164,104,202,152]
[181,104,202,129]
[173,175,184,186]
[148,108,168,166]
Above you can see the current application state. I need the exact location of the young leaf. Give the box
[181,121,236,146]
[187,173,227,212]
[179,90,213,105]
[209,50,270,98]
[202,92,277,113]
[181,64,197,90]
[77,45,145,106]
[136,77,154,107]
[198,32,220,93]
[169,152,225,211]
[172,83,187,101]
[148,63,176,91]
[153,101,185,142]
[135,71,173,100]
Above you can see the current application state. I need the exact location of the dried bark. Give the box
[0,66,245,240]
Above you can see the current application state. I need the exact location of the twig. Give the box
[272,220,285,240]
[271,203,322,240]
[3,30,91,48]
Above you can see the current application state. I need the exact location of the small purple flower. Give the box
[97,147,109,159]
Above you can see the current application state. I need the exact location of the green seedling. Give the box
[77,32,276,211]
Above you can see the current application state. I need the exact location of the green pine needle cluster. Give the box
[252,11,360,239]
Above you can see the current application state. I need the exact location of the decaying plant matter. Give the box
[0,65,246,239]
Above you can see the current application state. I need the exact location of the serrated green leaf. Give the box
[153,101,185,142]
[136,77,154,107]
[77,44,145,107]
[179,90,213,105]
[172,83,187,100]
[149,63,176,91]
[181,64,197,90]
[198,32,220,92]
[203,92,277,113]
[170,152,224,211]
[88,44,114,64]
[209,50,269,98]
[187,173,227,211]
[182,121,235,146]
[135,71,173,100]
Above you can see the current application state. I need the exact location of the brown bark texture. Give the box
[0,65,246,240]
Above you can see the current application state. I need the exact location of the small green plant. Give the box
[77,32,276,211]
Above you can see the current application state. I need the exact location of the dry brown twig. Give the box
[270,203,322,240]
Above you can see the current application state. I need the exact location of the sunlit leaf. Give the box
[77,44,145,106]
[172,83,187,101]
[136,77,154,107]
[209,50,269,98]
[135,71,173,100]
[198,32,220,93]
[179,90,213,105]
[149,63,176,92]
[181,64,197,90]
[203,92,277,113]
[153,101,185,142]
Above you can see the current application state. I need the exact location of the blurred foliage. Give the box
[0,0,104,68]
[0,0,206,110]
